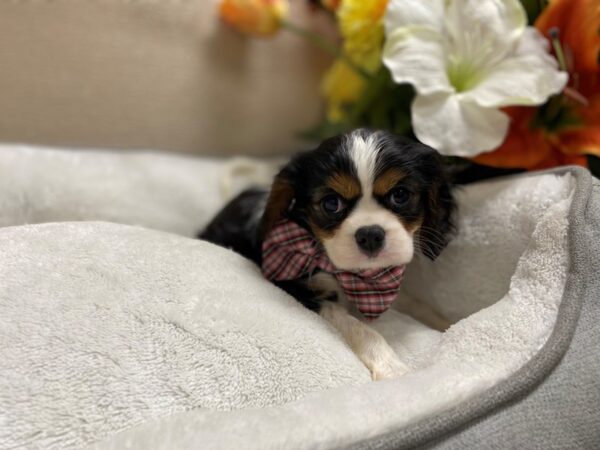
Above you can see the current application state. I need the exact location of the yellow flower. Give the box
[321,60,367,122]
[219,0,289,37]
[338,0,388,72]
[321,0,388,121]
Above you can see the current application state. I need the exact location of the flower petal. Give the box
[445,0,527,46]
[531,151,588,170]
[473,104,596,170]
[383,26,452,95]
[465,28,568,108]
[338,0,387,73]
[535,0,600,74]
[219,0,288,37]
[412,93,510,156]
[321,60,366,122]
[473,107,554,168]
[384,0,444,34]
[559,89,600,156]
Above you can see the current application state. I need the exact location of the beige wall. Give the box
[0,0,332,156]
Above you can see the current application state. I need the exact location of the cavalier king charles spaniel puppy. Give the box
[200,129,455,380]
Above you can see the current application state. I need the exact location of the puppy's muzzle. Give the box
[355,225,385,257]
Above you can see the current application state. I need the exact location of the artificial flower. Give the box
[321,59,366,121]
[219,0,289,37]
[536,0,600,74]
[338,0,388,72]
[474,0,600,169]
[382,0,568,157]
[321,0,388,121]
[473,106,589,169]
[321,0,341,12]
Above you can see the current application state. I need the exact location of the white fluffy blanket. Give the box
[0,145,574,449]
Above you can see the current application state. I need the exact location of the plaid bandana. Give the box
[262,219,405,320]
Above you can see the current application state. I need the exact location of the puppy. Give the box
[200,129,455,380]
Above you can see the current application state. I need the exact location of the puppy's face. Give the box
[262,129,455,271]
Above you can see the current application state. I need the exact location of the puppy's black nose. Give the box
[355,225,385,256]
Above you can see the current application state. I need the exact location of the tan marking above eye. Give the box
[327,172,361,199]
[373,169,406,197]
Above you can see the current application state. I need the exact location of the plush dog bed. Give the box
[0,145,598,449]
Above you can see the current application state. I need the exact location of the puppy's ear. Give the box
[260,169,296,237]
[418,165,456,260]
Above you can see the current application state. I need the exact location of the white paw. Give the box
[318,302,410,381]
[369,352,409,381]
[359,338,410,381]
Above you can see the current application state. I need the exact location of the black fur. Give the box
[266,133,359,235]
[200,188,266,263]
[373,132,456,259]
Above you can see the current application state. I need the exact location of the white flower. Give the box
[382,0,568,157]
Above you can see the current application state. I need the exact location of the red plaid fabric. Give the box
[262,219,405,320]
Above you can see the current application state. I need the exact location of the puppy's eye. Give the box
[388,188,410,208]
[321,195,345,214]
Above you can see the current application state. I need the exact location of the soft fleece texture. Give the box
[0,145,574,449]
[353,169,599,450]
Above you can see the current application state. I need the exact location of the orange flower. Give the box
[321,0,341,11]
[219,0,289,37]
[474,107,589,169]
[536,0,600,74]
[474,0,600,170]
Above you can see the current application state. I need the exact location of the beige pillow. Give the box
[0,0,331,155]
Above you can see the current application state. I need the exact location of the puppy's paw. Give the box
[359,338,409,380]
[319,302,410,381]
[369,351,409,381]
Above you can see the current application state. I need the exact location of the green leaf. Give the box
[346,65,390,122]
[519,0,545,25]
[299,120,353,142]
[349,66,415,135]
[533,95,584,133]
[389,83,415,136]
[301,66,417,142]
[588,155,600,178]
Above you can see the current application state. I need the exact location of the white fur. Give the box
[307,271,345,300]
[309,271,410,380]
[322,131,415,270]
[318,132,415,378]
[319,303,409,380]
[348,131,379,195]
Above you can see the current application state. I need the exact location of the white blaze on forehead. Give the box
[321,131,414,270]
[347,131,380,195]
[347,131,385,225]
